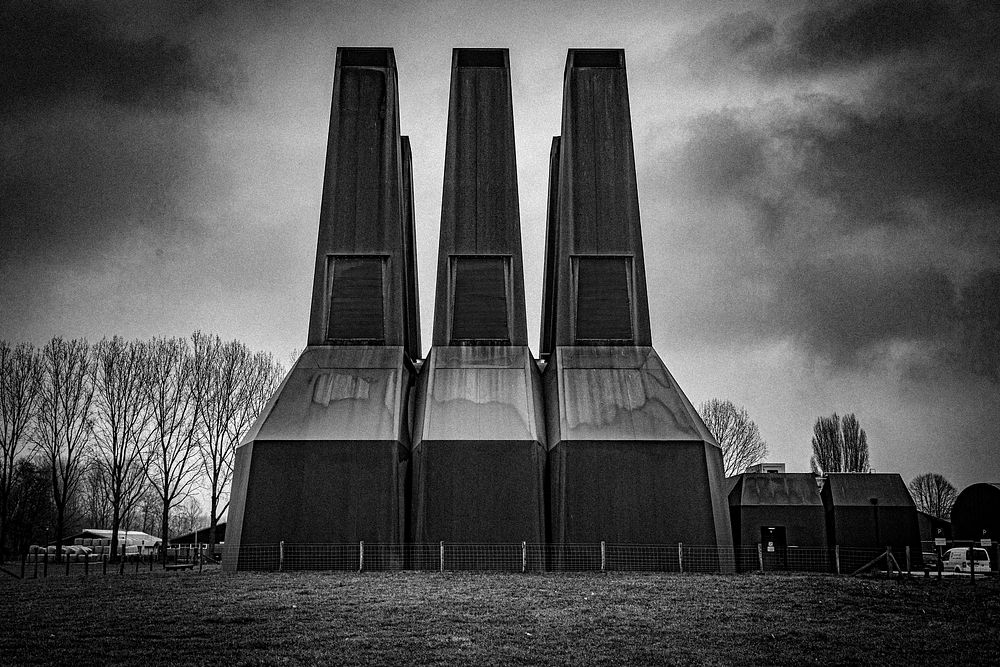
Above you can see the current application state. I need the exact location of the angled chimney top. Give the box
[455,48,508,69]
[568,49,625,69]
[338,47,395,69]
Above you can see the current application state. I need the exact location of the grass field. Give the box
[2,568,998,665]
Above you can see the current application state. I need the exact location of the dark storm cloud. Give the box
[788,93,1000,215]
[1,1,242,273]
[955,271,1000,383]
[1,1,237,114]
[770,261,957,365]
[664,0,1000,378]
[778,0,952,73]
[677,1,997,80]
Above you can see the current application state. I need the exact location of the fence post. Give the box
[835,545,841,575]
[278,541,285,572]
[905,546,911,575]
[970,546,976,586]
[199,547,204,574]
[884,547,891,578]
[33,551,39,579]
[601,541,606,572]
[678,543,684,573]
[439,541,445,573]
[359,541,365,573]
[43,551,48,577]
[522,541,527,574]
[757,543,764,573]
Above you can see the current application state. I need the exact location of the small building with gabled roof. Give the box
[821,473,922,567]
[728,473,828,571]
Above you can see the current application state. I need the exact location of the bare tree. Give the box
[169,495,205,539]
[0,341,43,560]
[92,337,154,561]
[909,473,958,520]
[145,337,203,562]
[78,461,113,529]
[130,486,163,538]
[698,399,768,476]
[194,333,282,553]
[810,412,870,475]
[7,458,51,555]
[810,414,842,475]
[34,338,94,560]
[841,413,869,473]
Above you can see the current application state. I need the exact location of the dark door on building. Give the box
[762,526,787,569]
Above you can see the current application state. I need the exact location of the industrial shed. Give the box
[728,473,827,570]
[916,511,951,544]
[950,482,999,570]
[821,473,922,567]
[171,522,226,545]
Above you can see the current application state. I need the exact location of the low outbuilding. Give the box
[728,473,828,571]
[821,473,922,570]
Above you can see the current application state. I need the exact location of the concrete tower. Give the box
[225,48,419,570]
[410,49,546,545]
[541,50,733,554]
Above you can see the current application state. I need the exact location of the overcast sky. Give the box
[3,0,998,490]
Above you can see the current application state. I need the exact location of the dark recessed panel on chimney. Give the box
[574,256,632,343]
[450,256,510,343]
[327,256,385,342]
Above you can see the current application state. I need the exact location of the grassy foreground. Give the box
[2,569,998,665]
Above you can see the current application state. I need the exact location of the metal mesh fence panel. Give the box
[837,548,887,574]
[606,544,681,572]
[229,544,280,571]
[223,543,929,574]
[782,547,832,573]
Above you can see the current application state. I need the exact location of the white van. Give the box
[942,547,991,572]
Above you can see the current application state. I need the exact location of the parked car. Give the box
[942,547,991,572]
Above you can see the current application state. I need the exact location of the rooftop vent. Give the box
[456,49,507,68]
[340,48,393,68]
[571,49,623,68]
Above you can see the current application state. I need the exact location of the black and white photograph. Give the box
[2,0,998,664]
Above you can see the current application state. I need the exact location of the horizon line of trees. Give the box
[0,334,283,562]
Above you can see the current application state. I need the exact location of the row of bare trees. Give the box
[0,335,282,561]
